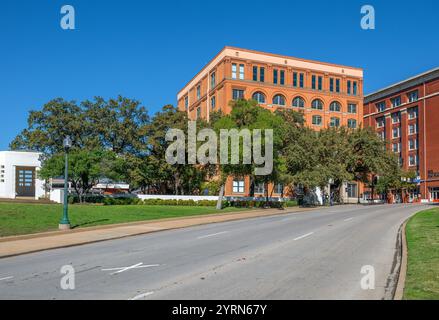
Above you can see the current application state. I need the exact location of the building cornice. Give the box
[364,67,439,103]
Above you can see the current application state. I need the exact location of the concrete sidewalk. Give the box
[0,207,314,258]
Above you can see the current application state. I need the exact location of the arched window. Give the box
[311,99,323,110]
[272,94,286,106]
[252,91,266,104]
[292,97,305,108]
[329,101,341,112]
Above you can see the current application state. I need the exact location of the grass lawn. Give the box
[0,203,248,237]
[404,207,439,300]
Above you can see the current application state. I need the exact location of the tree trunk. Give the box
[249,176,255,197]
[216,184,225,210]
[265,181,269,207]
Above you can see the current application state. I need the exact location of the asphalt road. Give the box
[0,204,427,300]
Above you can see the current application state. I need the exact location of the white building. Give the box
[0,151,45,200]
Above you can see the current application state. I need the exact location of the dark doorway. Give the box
[15,167,36,197]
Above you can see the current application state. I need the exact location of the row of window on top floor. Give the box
[230,63,359,95]
[374,90,419,113]
[184,64,359,108]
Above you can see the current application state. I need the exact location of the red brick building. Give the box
[363,68,439,202]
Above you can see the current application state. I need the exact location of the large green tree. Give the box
[11,96,150,198]
[211,99,287,208]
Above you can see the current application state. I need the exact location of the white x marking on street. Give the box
[101,263,160,275]
[0,276,14,281]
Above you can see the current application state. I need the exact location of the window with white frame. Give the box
[184,96,189,110]
[408,90,418,102]
[392,127,401,138]
[347,119,357,129]
[392,142,401,153]
[391,112,400,123]
[252,91,266,104]
[254,182,265,194]
[408,107,418,119]
[409,154,418,167]
[210,96,216,110]
[292,97,305,108]
[391,96,401,107]
[273,94,286,106]
[232,63,237,79]
[376,117,385,128]
[196,85,201,100]
[376,102,386,112]
[409,139,418,150]
[409,123,418,135]
[329,101,341,112]
[232,89,244,100]
[312,99,323,110]
[353,81,358,95]
[347,183,358,198]
[378,131,385,141]
[398,157,403,166]
[347,103,357,114]
[210,72,216,88]
[312,115,322,126]
[330,117,340,127]
[239,64,245,80]
[232,180,245,193]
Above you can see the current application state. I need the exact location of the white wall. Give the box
[0,151,45,200]
[137,195,218,201]
[50,189,64,204]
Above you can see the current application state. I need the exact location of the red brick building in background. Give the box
[363,68,439,203]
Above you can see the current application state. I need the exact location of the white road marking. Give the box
[129,291,154,300]
[293,232,314,241]
[197,231,229,239]
[281,216,297,222]
[102,263,160,275]
[344,218,354,222]
[0,276,13,281]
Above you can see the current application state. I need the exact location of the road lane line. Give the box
[344,218,354,222]
[0,276,13,281]
[293,232,314,241]
[197,231,229,239]
[129,291,154,300]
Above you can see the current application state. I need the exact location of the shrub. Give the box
[140,198,217,207]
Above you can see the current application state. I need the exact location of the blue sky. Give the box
[1,0,438,150]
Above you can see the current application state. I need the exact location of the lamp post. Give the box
[59,136,72,230]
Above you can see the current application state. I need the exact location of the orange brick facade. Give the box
[363,68,439,202]
[177,47,364,200]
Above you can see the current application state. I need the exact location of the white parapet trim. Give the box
[137,195,219,202]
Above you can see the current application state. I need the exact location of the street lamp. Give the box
[59,136,72,230]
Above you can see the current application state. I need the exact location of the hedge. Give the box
[67,194,296,208]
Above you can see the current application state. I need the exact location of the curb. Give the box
[383,218,409,300]
[394,219,409,300]
[0,208,263,243]
[0,207,315,259]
